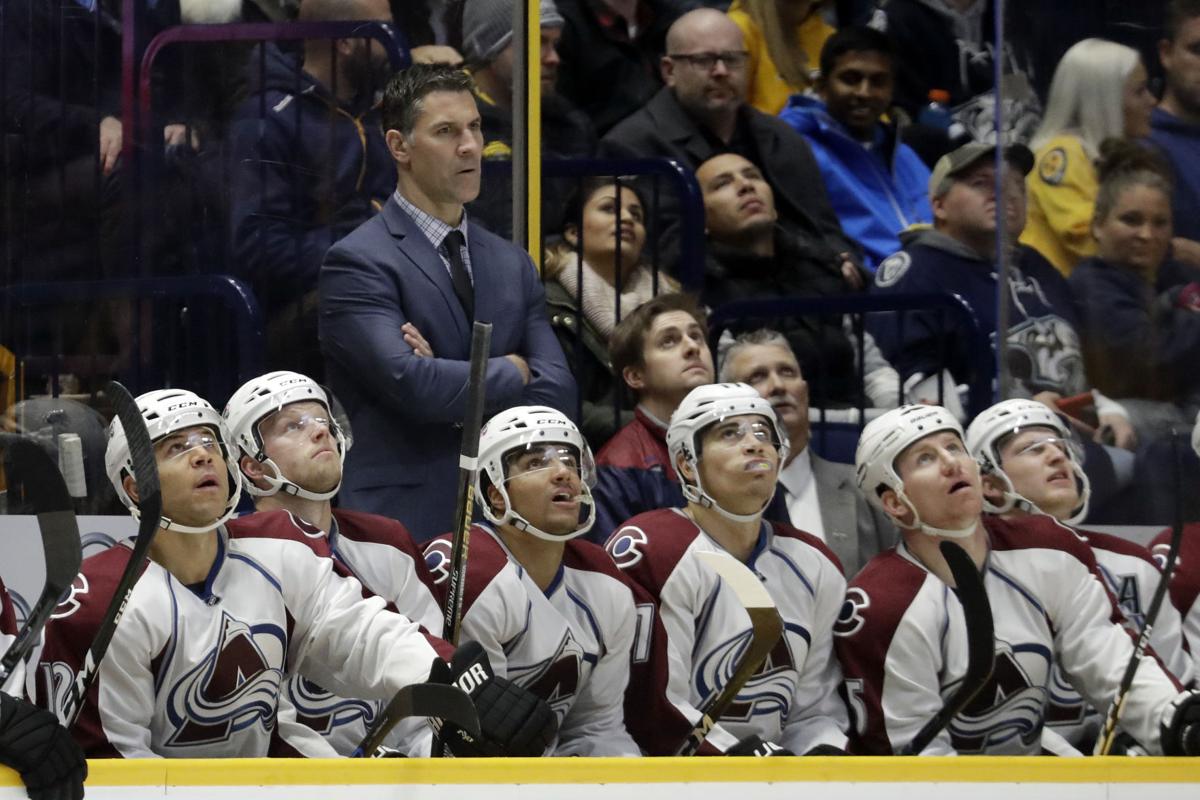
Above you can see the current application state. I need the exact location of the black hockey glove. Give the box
[803,744,847,756]
[726,735,794,757]
[1161,691,1200,756]
[0,693,87,800]
[429,641,557,757]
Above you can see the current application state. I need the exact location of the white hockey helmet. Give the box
[475,405,597,541]
[1192,409,1200,460]
[222,371,350,501]
[965,398,1090,524]
[667,383,789,523]
[854,404,976,539]
[105,388,243,534]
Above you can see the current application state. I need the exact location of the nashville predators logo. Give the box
[1038,148,1067,186]
[165,612,286,747]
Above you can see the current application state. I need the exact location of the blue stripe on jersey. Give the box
[226,551,283,594]
[784,621,811,647]
[766,546,815,597]
[988,564,1046,616]
[694,579,724,653]
[565,585,605,658]
[502,599,534,657]
[544,563,567,597]
[193,535,227,602]
[745,523,770,570]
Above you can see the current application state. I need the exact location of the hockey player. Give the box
[606,383,850,755]
[424,406,665,755]
[223,371,444,756]
[33,388,555,758]
[966,398,1194,751]
[838,403,1200,755]
[1150,413,1200,671]
[0,577,85,800]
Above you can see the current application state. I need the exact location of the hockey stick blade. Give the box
[352,683,480,757]
[677,550,784,756]
[63,381,162,728]
[0,437,82,682]
[903,541,995,755]
[1094,430,1187,755]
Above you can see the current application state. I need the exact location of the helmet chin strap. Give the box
[245,456,341,502]
[493,486,596,542]
[989,462,1091,527]
[894,491,977,540]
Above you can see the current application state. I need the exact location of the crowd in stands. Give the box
[2,0,1200,781]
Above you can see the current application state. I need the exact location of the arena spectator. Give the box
[555,0,670,134]
[1021,38,1156,277]
[229,0,396,379]
[544,177,679,446]
[726,0,835,114]
[318,64,575,540]
[780,25,932,271]
[696,151,898,410]
[1068,140,1200,444]
[720,330,897,577]
[602,7,862,274]
[1151,0,1200,267]
[589,294,712,542]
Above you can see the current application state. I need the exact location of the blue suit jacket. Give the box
[318,196,576,541]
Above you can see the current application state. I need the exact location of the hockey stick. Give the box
[62,381,161,728]
[0,436,82,682]
[442,320,493,646]
[902,540,995,755]
[350,683,481,757]
[1094,431,1187,755]
[676,550,784,756]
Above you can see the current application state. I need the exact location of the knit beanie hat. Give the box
[462,0,564,65]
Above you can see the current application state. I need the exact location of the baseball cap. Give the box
[928,142,1035,199]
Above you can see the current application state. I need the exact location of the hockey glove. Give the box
[804,744,848,756]
[0,693,87,800]
[1161,691,1200,756]
[726,735,794,757]
[429,641,557,757]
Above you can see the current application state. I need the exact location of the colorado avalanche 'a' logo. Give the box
[287,675,378,735]
[606,526,648,570]
[696,625,799,725]
[424,540,452,586]
[948,639,1051,753]
[507,629,586,723]
[165,612,286,747]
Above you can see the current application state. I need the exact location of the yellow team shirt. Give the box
[1020,134,1099,276]
[727,1,834,115]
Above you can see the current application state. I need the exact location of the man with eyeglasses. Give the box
[222,371,446,756]
[606,383,850,756]
[966,398,1194,753]
[601,7,862,276]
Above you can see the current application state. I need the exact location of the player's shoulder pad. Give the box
[423,525,513,615]
[983,513,1094,565]
[331,507,420,551]
[1037,146,1068,186]
[606,509,699,598]
[227,509,323,544]
[564,538,631,581]
[1078,528,1160,570]
[50,544,143,623]
[769,520,845,576]
[874,250,913,288]
[833,549,925,639]
[1149,522,1200,574]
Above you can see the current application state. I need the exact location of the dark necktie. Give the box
[442,229,474,320]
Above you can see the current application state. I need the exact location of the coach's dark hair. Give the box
[818,25,895,81]
[381,63,475,137]
[609,294,707,395]
[1167,0,1200,42]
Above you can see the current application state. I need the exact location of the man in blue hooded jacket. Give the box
[779,26,930,271]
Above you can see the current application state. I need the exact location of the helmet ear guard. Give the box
[222,371,349,501]
[666,383,789,524]
[105,389,243,534]
[964,398,1091,525]
[474,406,597,542]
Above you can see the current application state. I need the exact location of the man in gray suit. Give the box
[720,329,895,578]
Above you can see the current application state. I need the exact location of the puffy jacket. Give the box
[780,95,932,271]
[590,407,685,544]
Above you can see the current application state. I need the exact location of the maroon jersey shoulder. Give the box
[769,520,845,576]
[605,509,700,602]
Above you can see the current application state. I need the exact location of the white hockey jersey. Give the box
[230,508,448,757]
[1045,528,1194,750]
[836,514,1185,755]
[0,579,22,695]
[606,508,850,755]
[32,511,440,758]
[424,525,640,756]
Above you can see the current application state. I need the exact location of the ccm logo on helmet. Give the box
[278,378,308,387]
[454,663,490,694]
[166,400,200,412]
